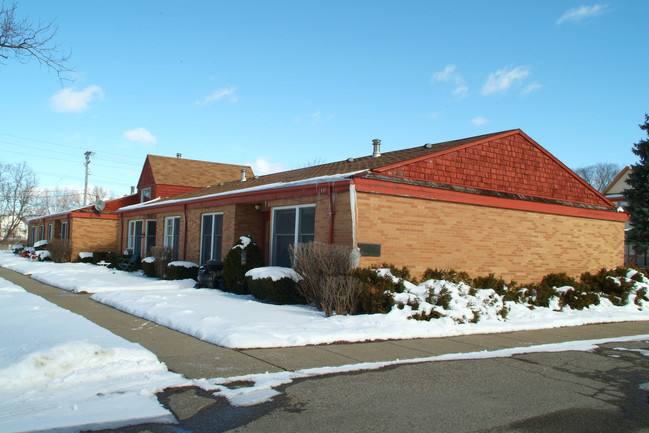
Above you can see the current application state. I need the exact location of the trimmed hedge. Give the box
[167,262,199,280]
[246,276,305,304]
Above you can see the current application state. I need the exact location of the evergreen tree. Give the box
[624,114,649,258]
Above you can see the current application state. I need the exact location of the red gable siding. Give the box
[137,159,155,190]
[377,132,609,207]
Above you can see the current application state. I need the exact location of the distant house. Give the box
[27,155,253,261]
[603,166,644,266]
[116,130,626,282]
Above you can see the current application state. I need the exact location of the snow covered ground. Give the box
[0,276,190,433]
[1,250,648,349]
[1,249,649,430]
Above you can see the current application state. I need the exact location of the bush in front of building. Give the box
[579,268,635,306]
[150,246,172,279]
[141,257,156,278]
[348,267,399,315]
[222,236,264,295]
[167,261,199,280]
[47,239,71,263]
[246,275,305,304]
[92,251,119,268]
[290,242,363,316]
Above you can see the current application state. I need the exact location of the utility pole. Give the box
[83,151,93,206]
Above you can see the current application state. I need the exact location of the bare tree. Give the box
[89,185,115,204]
[0,161,38,242]
[36,186,83,215]
[0,1,72,79]
[573,162,622,192]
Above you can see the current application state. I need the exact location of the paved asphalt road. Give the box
[93,338,649,433]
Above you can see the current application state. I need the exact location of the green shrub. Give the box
[428,287,453,310]
[471,273,507,295]
[635,288,648,306]
[167,262,198,280]
[560,288,600,310]
[503,287,527,304]
[409,308,443,321]
[222,236,264,295]
[421,268,470,284]
[377,263,414,286]
[349,267,397,315]
[92,251,120,269]
[580,268,633,306]
[246,276,305,304]
[141,258,156,278]
[541,273,580,290]
[526,283,559,308]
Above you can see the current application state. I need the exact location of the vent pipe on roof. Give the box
[240,168,247,182]
[372,139,381,157]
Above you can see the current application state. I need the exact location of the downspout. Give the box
[182,203,188,260]
[328,183,335,244]
[119,213,124,254]
[349,181,357,249]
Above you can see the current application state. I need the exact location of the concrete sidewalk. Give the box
[2,267,648,380]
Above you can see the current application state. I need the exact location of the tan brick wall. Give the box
[70,218,118,260]
[354,192,625,283]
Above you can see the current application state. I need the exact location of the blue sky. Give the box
[1,1,647,197]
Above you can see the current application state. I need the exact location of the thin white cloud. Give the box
[249,157,285,175]
[124,127,157,146]
[49,85,104,113]
[522,82,542,95]
[431,64,468,98]
[481,66,531,95]
[472,116,488,126]
[295,110,336,125]
[196,86,238,105]
[557,4,609,25]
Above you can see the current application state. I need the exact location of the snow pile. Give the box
[0,252,195,293]
[168,261,199,268]
[246,266,301,282]
[0,277,190,433]
[232,235,252,249]
[33,240,47,248]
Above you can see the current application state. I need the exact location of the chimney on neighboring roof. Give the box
[240,168,247,182]
[372,139,381,158]
[176,153,182,158]
[130,186,136,195]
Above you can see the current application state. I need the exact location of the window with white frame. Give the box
[127,220,143,256]
[30,226,36,246]
[271,205,315,267]
[38,225,44,241]
[47,223,53,239]
[61,222,68,239]
[164,216,181,261]
[141,187,152,202]
[200,212,223,264]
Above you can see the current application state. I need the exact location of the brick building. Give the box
[117,129,627,283]
[27,155,253,261]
